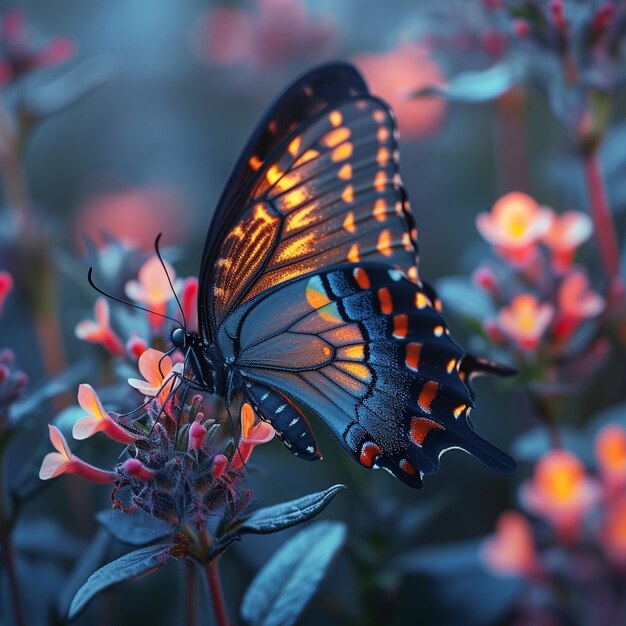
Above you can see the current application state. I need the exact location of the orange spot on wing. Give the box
[373,109,386,123]
[377,229,394,257]
[377,147,390,166]
[393,314,408,339]
[338,344,365,360]
[306,276,331,310]
[359,441,383,468]
[323,127,351,148]
[348,243,360,262]
[295,149,319,166]
[433,325,445,337]
[418,381,439,413]
[266,164,283,186]
[415,292,431,309]
[377,126,390,142]
[332,143,353,162]
[336,361,371,381]
[399,459,417,475]
[453,404,467,418]
[249,155,262,170]
[353,267,370,289]
[410,416,443,446]
[408,267,419,283]
[288,136,301,157]
[446,359,457,374]
[329,110,343,127]
[338,163,352,180]
[343,211,356,234]
[374,171,387,192]
[373,198,387,222]
[378,287,392,314]
[406,342,422,371]
[342,185,354,203]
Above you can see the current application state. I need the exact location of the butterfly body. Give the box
[179,62,515,487]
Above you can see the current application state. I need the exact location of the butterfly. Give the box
[171,62,516,488]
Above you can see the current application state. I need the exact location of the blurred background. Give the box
[2,1,626,625]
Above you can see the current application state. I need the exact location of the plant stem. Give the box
[584,151,625,306]
[0,532,26,626]
[204,557,229,626]
[186,560,196,626]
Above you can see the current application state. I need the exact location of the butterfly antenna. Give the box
[154,233,187,331]
[87,267,183,328]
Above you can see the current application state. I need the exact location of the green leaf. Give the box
[236,484,345,535]
[411,64,517,104]
[68,544,174,620]
[241,521,347,626]
[96,509,175,546]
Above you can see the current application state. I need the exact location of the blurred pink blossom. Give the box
[600,494,626,569]
[191,0,337,69]
[0,9,74,86]
[542,211,593,272]
[75,297,126,357]
[476,192,553,265]
[0,271,14,317]
[74,186,188,253]
[595,424,626,490]
[553,270,604,340]
[520,449,599,542]
[353,42,447,140]
[482,510,539,577]
[497,294,554,351]
[125,256,182,330]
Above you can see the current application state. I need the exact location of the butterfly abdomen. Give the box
[244,381,321,460]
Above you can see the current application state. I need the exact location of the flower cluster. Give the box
[39,347,274,529]
[474,191,604,367]
[482,422,626,621]
[0,8,73,86]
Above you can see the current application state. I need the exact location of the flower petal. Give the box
[48,424,72,459]
[39,452,72,480]
[246,421,275,445]
[72,416,103,440]
[77,383,107,420]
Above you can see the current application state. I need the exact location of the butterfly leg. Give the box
[244,382,321,460]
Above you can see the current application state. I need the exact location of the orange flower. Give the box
[231,402,275,470]
[553,270,604,340]
[542,211,592,271]
[353,42,447,140]
[520,449,598,541]
[72,384,139,444]
[600,494,626,568]
[125,256,181,330]
[482,510,539,577]
[0,271,13,317]
[128,348,183,404]
[497,294,554,351]
[75,297,125,357]
[595,423,626,489]
[476,192,553,264]
[39,425,115,483]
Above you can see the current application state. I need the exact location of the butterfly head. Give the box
[171,327,187,350]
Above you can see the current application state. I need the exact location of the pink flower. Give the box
[600,494,626,569]
[123,458,155,482]
[520,450,599,542]
[472,265,499,294]
[126,332,148,360]
[189,418,207,451]
[128,348,183,404]
[39,425,116,483]
[497,294,554,351]
[75,297,125,357]
[541,211,593,271]
[482,510,539,577]
[0,271,13,318]
[476,192,553,264]
[353,42,447,140]
[72,384,139,444]
[231,402,275,470]
[0,9,74,86]
[595,424,626,489]
[181,277,199,333]
[553,270,604,340]
[125,256,181,330]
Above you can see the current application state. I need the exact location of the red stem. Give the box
[584,152,625,305]
[0,532,26,626]
[204,558,230,626]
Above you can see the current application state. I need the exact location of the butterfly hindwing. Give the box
[218,264,515,487]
